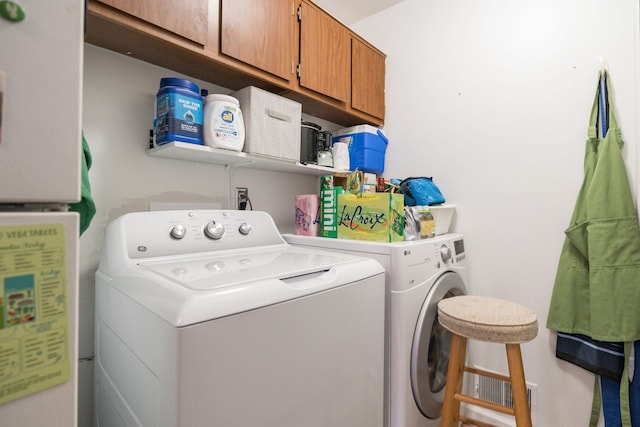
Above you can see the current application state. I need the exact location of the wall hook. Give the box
[598,56,609,73]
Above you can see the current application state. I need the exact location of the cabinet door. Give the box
[220,0,294,82]
[97,0,208,45]
[299,1,350,103]
[351,38,385,120]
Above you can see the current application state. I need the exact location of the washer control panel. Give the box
[106,210,286,260]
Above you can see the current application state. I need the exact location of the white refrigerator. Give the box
[0,0,83,426]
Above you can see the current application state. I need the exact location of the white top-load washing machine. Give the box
[95,210,386,427]
[283,233,469,427]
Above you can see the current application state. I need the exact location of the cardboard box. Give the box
[231,86,302,161]
[332,172,349,191]
[337,193,404,242]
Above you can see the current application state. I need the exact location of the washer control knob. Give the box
[440,244,452,264]
[204,221,225,240]
[238,222,252,235]
[170,224,186,240]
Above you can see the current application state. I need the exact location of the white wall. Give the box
[78,44,320,426]
[351,0,638,425]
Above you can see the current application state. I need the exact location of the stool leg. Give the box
[440,333,467,427]
[505,344,532,427]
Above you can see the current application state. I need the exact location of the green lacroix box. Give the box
[337,193,404,242]
[320,175,345,238]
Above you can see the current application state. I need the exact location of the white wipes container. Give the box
[333,142,350,170]
[203,94,245,151]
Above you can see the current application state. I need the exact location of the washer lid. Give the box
[138,246,350,290]
[124,246,384,327]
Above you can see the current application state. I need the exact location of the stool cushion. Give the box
[438,295,538,344]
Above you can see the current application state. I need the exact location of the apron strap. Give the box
[588,75,601,139]
[589,375,601,427]
[597,73,608,138]
[589,342,634,426]
[588,70,621,140]
[621,341,632,426]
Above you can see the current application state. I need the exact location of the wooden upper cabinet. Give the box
[87,0,385,125]
[351,38,385,120]
[298,1,350,103]
[220,0,295,82]
[96,0,208,45]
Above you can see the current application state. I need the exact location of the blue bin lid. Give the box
[159,77,200,93]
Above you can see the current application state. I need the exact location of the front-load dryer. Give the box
[283,233,469,427]
[95,210,386,427]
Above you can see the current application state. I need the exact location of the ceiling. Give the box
[311,0,404,25]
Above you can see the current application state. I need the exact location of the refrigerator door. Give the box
[0,0,83,204]
[0,212,79,427]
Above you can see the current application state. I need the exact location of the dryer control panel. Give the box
[440,238,466,265]
[392,234,467,292]
[452,238,466,263]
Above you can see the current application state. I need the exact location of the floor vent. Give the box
[464,367,538,426]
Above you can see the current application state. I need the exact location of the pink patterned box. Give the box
[295,194,320,236]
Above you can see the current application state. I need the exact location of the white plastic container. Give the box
[429,204,456,235]
[203,94,245,151]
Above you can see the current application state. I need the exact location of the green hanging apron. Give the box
[547,71,640,342]
[547,71,640,426]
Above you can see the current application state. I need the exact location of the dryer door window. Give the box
[410,271,466,419]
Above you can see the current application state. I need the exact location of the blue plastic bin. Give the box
[331,125,388,174]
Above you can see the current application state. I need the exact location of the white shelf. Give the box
[147,142,341,176]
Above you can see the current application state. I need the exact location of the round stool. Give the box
[437,295,538,427]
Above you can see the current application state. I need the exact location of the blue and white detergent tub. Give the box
[332,124,388,174]
[155,77,203,146]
